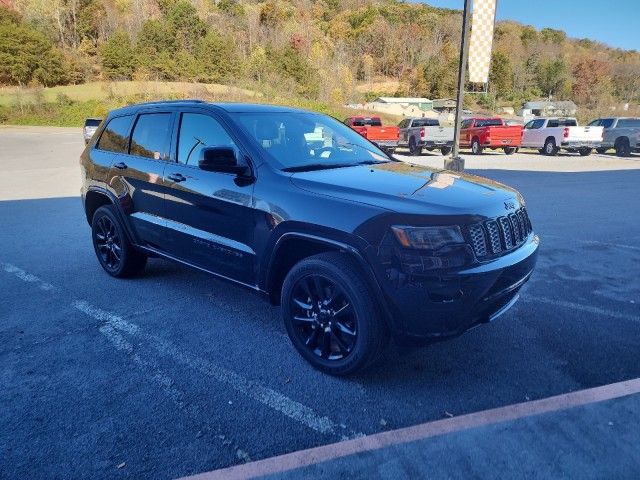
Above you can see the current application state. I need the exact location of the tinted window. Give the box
[475,119,503,127]
[601,119,615,128]
[548,118,577,127]
[129,113,172,160]
[352,118,382,127]
[412,119,439,127]
[461,119,472,129]
[177,113,238,166]
[618,118,640,128]
[588,119,601,127]
[96,115,134,153]
[531,119,545,129]
[85,118,102,127]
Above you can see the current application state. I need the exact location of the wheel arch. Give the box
[84,186,139,245]
[263,232,382,308]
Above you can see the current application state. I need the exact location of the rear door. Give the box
[161,109,257,284]
[102,110,174,248]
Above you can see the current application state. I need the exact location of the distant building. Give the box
[432,98,457,113]
[371,97,433,112]
[520,100,577,119]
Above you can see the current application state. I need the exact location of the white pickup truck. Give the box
[398,118,454,156]
[521,117,604,156]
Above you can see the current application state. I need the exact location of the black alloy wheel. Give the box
[94,214,122,271]
[91,205,147,278]
[281,252,388,375]
[289,274,357,361]
[615,138,631,157]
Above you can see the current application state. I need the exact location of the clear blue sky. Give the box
[416,1,639,51]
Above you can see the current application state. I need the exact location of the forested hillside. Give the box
[1,0,639,120]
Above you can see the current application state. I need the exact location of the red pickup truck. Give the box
[460,117,522,155]
[344,116,400,154]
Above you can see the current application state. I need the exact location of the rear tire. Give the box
[440,146,452,156]
[281,252,388,376]
[503,146,516,155]
[471,138,483,155]
[615,138,631,157]
[578,147,592,157]
[91,205,147,278]
[543,138,558,156]
[408,137,421,156]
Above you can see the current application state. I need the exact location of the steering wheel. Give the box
[315,146,337,158]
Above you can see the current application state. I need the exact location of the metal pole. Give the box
[446,0,473,172]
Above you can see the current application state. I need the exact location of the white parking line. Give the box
[72,299,361,439]
[1,263,54,291]
[524,296,639,323]
[99,323,251,462]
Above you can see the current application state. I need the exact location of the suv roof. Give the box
[108,100,311,117]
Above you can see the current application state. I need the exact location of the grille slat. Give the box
[486,221,502,254]
[468,224,487,258]
[468,208,532,259]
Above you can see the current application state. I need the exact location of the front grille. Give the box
[468,208,532,260]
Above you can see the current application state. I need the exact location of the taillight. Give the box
[420,127,425,139]
[563,127,569,138]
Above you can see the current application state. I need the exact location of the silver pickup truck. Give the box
[398,118,453,156]
[588,117,640,157]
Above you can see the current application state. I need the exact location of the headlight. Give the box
[391,225,464,250]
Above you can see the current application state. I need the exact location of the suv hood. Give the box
[290,162,523,218]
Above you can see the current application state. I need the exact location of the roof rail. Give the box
[133,99,206,106]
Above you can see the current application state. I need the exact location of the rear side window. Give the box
[96,115,134,153]
[85,118,102,127]
[618,118,640,128]
[177,113,238,166]
[129,113,173,160]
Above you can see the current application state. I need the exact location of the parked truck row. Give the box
[341,114,639,158]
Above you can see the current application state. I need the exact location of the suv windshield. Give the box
[236,112,390,170]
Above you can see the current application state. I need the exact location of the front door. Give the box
[161,110,257,285]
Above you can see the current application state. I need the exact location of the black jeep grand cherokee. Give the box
[80,100,538,375]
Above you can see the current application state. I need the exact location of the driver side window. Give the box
[177,113,238,166]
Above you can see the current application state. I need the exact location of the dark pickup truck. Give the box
[80,101,538,375]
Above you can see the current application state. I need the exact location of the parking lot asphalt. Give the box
[1,126,639,479]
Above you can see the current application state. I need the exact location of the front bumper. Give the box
[376,234,539,343]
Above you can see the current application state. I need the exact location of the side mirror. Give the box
[198,147,249,176]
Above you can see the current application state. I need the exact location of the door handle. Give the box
[167,173,186,183]
[113,162,127,170]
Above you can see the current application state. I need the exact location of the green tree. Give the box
[536,58,571,98]
[0,17,66,86]
[195,31,242,83]
[489,52,513,99]
[166,0,206,52]
[101,30,135,80]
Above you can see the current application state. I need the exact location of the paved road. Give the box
[1,127,639,479]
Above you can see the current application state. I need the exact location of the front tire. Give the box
[91,205,147,278]
[281,252,388,376]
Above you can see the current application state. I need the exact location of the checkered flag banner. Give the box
[468,0,497,84]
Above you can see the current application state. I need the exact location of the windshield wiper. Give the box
[282,163,356,172]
